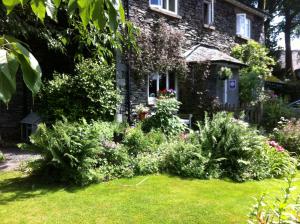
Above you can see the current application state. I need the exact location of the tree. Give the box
[232,40,275,105]
[0,0,128,104]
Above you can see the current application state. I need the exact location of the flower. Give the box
[268,140,285,152]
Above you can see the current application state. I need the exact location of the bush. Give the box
[39,59,120,122]
[261,95,295,132]
[272,118,300,155]
[142,98,186,136]
[19,119,133,185]
[264,143,297,178]
[123,126,166,156]
[163,141,211,179]
[195,112,271,181]
[135,152,162,175]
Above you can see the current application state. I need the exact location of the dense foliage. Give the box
[19,119,134,185]
[131,19,187,79]
[39,59,120,122]
[272,118,300,155]
[21,111,296,185]
[232,41,275,105]
[261,93,295,131]
[141,97,186,136]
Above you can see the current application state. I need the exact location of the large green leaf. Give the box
[90,0,106,30]
[106,0,118,32]
[0,50,19,103]
[77,0,91,27]
[45,0,58,20]
[30,0,46,21]
[10,41,42,95]
[2,0,21,13]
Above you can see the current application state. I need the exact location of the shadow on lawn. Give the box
[0,174,83,205]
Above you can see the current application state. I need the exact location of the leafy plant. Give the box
[0,35,42,103]
[163,141,210,179]
[272,118,300,155]
[18,119,132,185]
[218,66,233,80]
[248,177,300,224]
[39,58,120,122]
[261,93,295,132]
[197,112,273,181]
[232,40,275,105]
[142,98,186,136]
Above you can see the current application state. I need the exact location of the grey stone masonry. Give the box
[117,0,265,118]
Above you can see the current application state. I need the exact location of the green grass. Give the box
[0,172,299,224]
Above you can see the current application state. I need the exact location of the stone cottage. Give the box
[117,0,267,121]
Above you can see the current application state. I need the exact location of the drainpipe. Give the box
[125,0,132,124]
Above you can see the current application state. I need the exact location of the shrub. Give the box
[0,151,5,162]
[39,59,120,122]
[196,112,272,181]
[19,119,133,185]
[264,143,297,178]
[123,126,166,156]
[163,141,211,179]
[142,98,186,136]
[272,118,300,155]
[135,152,162,175]
[232,41,275,105]
[261,95,295,132]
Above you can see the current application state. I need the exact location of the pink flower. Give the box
[268,140,285,152]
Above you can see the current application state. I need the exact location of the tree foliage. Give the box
[0,0,131,103]
[232,40,275,105]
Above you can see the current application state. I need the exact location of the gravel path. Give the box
[0,148,41,172]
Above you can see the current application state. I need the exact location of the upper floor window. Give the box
[150,0,178,14]
[203,0,214,25]
[236,14,251,39]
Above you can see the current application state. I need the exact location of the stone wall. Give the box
[117,0,265,118]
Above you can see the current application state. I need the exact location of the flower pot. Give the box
[138,112,148,121]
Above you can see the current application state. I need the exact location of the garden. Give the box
[1,1,300,224]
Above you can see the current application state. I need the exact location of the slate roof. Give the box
[21,112,41,125]
[183,45,245,66]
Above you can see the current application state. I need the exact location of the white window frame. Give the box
[203,0,214,25]
[147,72,178,105]
[236,13,251,39]
[149,0,178,14]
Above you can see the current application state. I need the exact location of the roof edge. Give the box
[223,0,267,18]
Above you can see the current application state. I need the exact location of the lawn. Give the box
[0,172,299,224]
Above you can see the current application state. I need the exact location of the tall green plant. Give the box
[232,40,275,105]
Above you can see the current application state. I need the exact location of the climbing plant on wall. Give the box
[130,19,188,79]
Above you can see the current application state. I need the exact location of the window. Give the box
[150,0,178,14]
[236,14,251,39]
[148,72,177,105]
[203,0,214,25]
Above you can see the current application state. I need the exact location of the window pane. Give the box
[149,75,158,97]
[162,0,167,9]
[159,74,167,91]
[168,72,176,90]
[169,0,176,12]
[150,0,161,6]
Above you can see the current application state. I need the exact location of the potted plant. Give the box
[134,104,150,121]
[218,67,233,80]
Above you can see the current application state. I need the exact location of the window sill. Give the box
[236,34,251,41]
[149,6,182,19]
[203,24,216,30]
